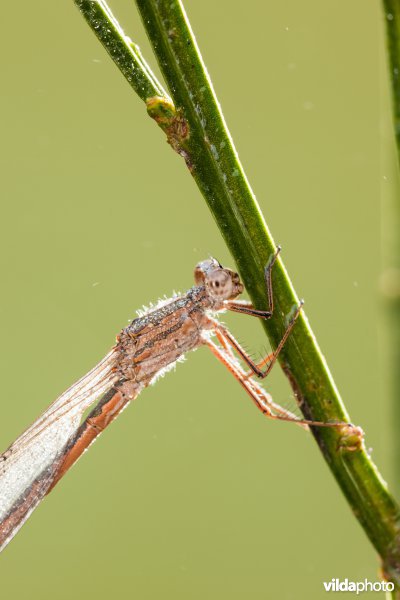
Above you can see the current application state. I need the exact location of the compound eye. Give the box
[208,271,233,298]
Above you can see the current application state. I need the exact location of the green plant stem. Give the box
[383,2,400,147]
[74,0,169,101]
[74,0,400,584]
[382,0,400,499]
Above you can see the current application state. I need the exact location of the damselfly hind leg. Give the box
[205,332,355,429]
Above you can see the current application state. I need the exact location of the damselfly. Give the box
[0,248,346,552]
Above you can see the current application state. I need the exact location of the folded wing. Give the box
[0,350,119,552]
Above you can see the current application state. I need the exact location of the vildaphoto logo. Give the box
[323,579,394,594]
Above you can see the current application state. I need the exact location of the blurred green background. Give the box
[0,1,397,598]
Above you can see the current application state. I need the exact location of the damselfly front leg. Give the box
[223,246,304,380]
[221,246,303,380]
[224,244,280,320]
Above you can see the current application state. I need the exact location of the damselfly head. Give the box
[194,259,244,300]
